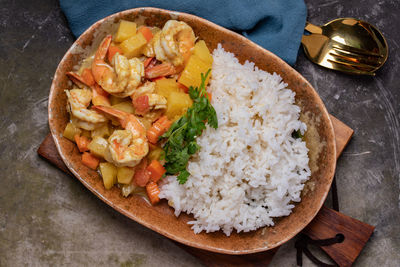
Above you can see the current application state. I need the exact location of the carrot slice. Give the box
[107,44,123,63]
[132,95,150,115]
[177,82,189,93]
[146,182,160,205]
[133,159,150,187]
[147,160,166,183]
[146,116,172,144]
[82,152,99,170]
[74,134,90,153]
[81,68,95,86]
[138,26,153,42]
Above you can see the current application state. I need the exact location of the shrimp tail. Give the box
[145,62,176,79]
[66,71,87,88]
[95,35,112,62]
[92,105,129,127]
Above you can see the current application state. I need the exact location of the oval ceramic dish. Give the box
[48,7,336,254]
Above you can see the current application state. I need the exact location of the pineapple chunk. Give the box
[178,54,212,88]
[91,123,111,138]
[155,78,181,98]
[115,20,137,43]
[117,166,135,184]
[193,40,213,65]
[87,136,108,158]
[165,91,193,120]
[120,32,147,58]
[63,122,81,142]
[112,101,134,114]
[137,116,153,131]
[110,95,128,105]
[99,162,117,190]
[148,147,163,161]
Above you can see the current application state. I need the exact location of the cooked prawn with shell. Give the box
[92,35,144,97]
[153,20,195,67]
[93,105,149,167]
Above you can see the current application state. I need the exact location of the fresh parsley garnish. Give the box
[160,69,218,184]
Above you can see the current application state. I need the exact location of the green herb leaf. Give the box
[292,130,303,139]
[177,170,190,184]
[160,70,218,184]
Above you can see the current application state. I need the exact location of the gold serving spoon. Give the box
[301,18,388,75]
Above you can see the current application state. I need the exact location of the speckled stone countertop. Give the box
[0,0,399,266]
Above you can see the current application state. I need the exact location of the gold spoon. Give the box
[301,18,388,76]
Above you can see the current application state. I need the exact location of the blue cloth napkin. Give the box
[60,0,306,65]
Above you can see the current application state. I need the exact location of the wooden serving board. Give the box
[38,115,374,266]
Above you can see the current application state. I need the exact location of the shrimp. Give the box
[132,82,167,111]
[153,20,195,67]
[91,35,144,97]
[65,89,107,130]
[67,71,111,107]
[93,105,149,167]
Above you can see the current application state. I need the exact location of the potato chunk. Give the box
[99,162,117,190]
[193,40,213,65]
[63,122,82,142]
[178,40,213,88]
[91,123,111,138]
[165,91,193,120]
[115,20,137,43]
[87,136,108,158]
[155,78,180,98]
[120,32,147,58]
[117,166,135,184]
[178,54,211,88]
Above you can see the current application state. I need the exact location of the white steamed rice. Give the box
[159,45,310,236]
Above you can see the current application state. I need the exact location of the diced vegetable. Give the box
[82,152,99,170]
[138,26,153,42]
[74,134,90,153]
[178,41,212,88]
[107,44,123,63]
[178,54,211,88]
[120,32,147,58]
[112,101,135,114]
[121,183,139,197]
[115,20,137,42]
[80,130,92,138]
[63,122,82,141]
[99,162,117,190]
[155,78,180,98]
[177,82,189,93]
[137,116,153,131]
[117,166,135,184]
[165,91,193,120]
[91,123,111,138]
[147,116,172,144]
[193,40,213,65]
[133,159,150,187]
[132,95,149,115]
[147,160,166,183]
[110,95,128,105]
[81,68,95,86]
[147,147,163,161]
[87,136,108,158]
[146,182,160,205]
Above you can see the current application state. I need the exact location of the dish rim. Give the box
[48,7,337,254]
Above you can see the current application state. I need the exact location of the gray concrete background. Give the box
[0,0,399,266]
